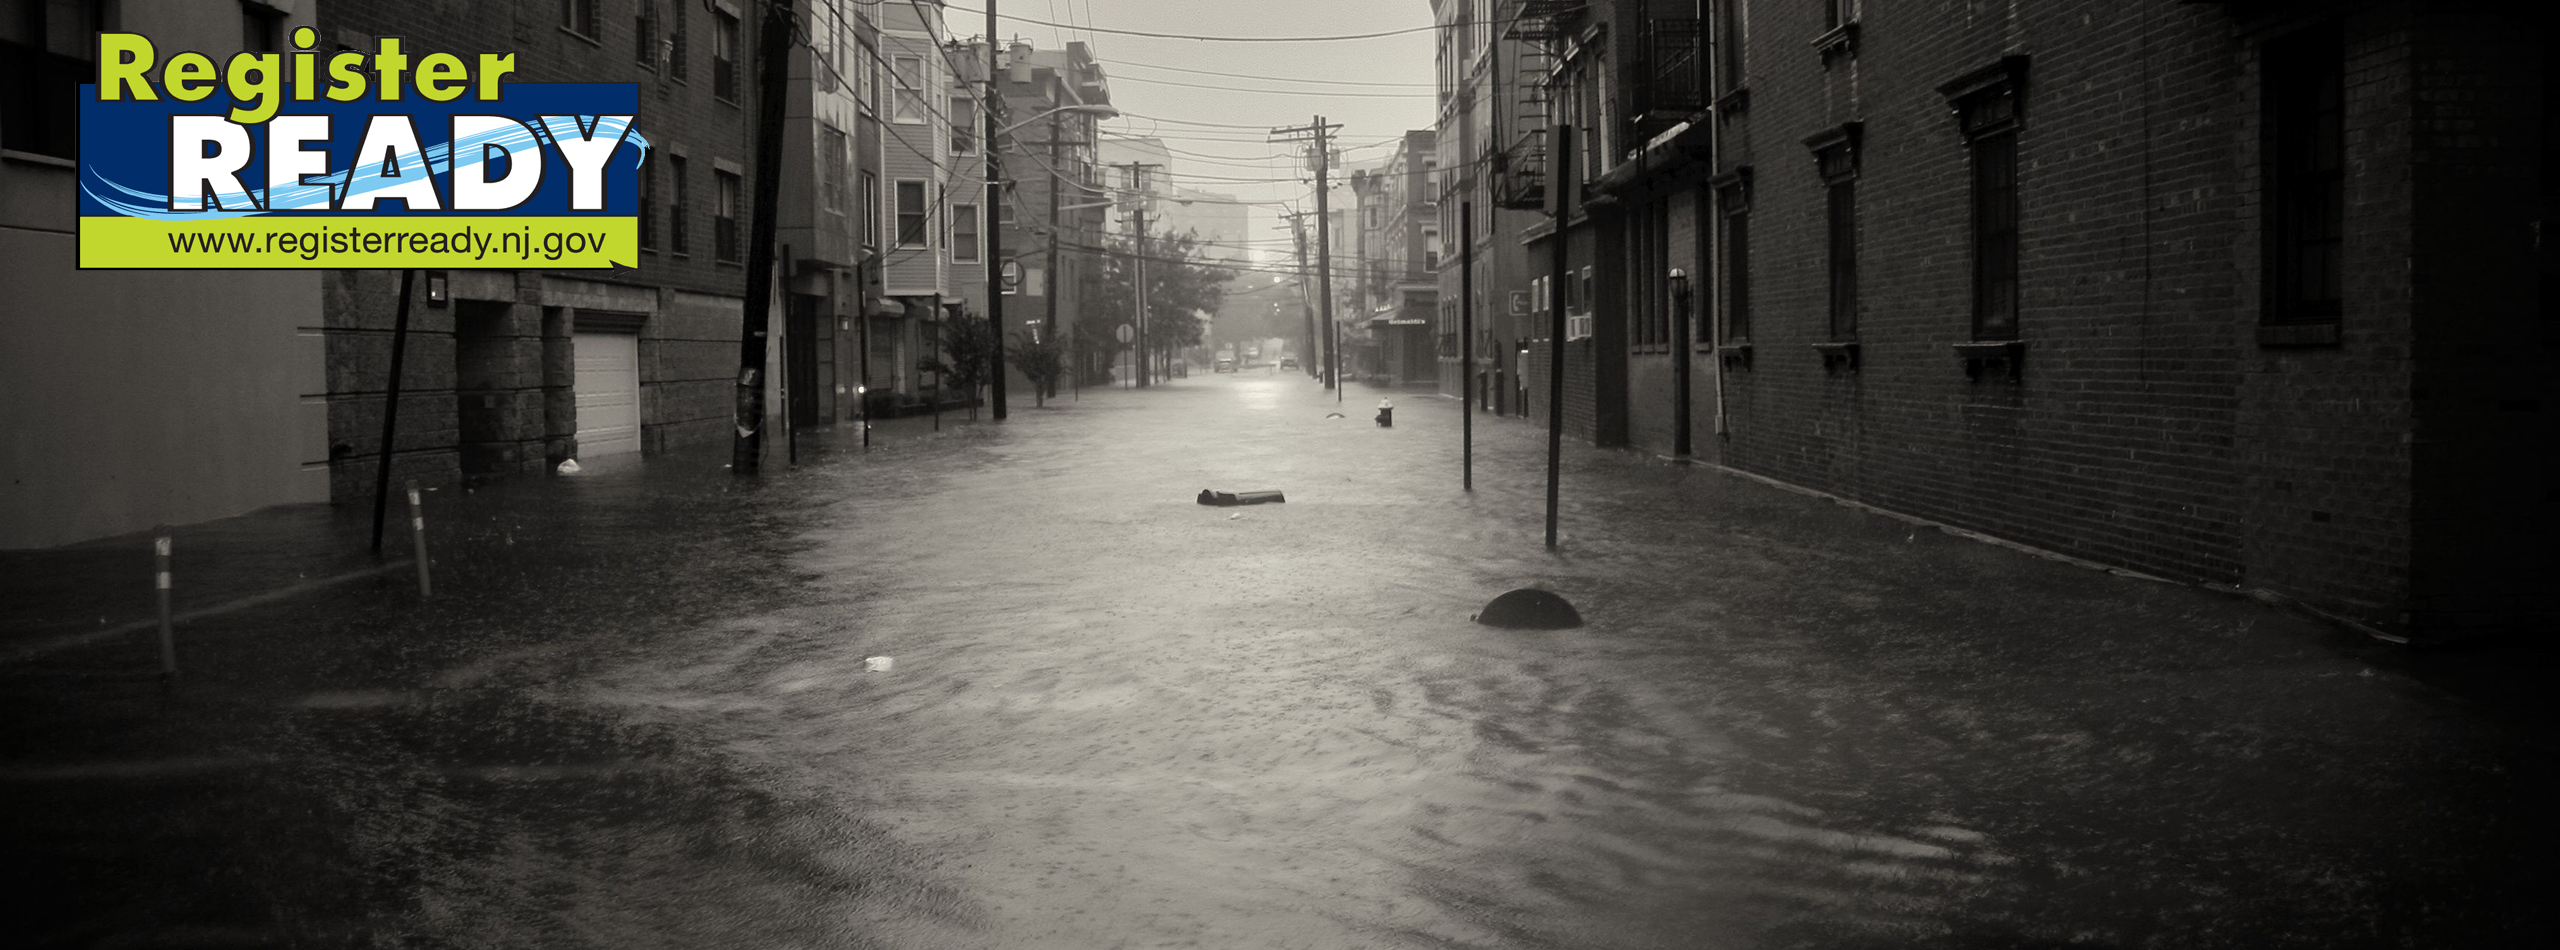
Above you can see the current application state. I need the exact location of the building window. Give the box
[1,0,98,159]
[1716,171,1752,342]
[1943,58,2026,341]
[1638,201,1676,348]
[670,155,691,255]
[822,125,847,214]
[636,4,660,70]
[1825,0,1856,31]
[244,3,284,53]
[1716,0,1744,94]
[1808,124,1861,342]
[1365,206,1381,229]
[814,2,837,93]
[715,169,742,262]
[862,170,881,249]
[2265,26,2344,328]
[893,54,925,123]
[713,8,741,102]
[951,95,977,154]
[896,180,928,247]
[639,157,659,251]
[952,203,980,261]
[669,0,689,81]
[1969,131,2018,340]
[560,0,597,40]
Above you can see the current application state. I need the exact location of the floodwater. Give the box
[6,372,2546,948]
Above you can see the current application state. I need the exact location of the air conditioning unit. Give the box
[1565,312,1593,341]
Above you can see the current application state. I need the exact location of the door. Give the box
[572,331,642,456]
[786,295,821,427]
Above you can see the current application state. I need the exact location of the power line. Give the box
[1104,73,1434,99]
[1105,59,1436,89]
[943,4,1454,43]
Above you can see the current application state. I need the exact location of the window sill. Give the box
[1812,340,1860,372]
[1719,341,1754,369]
[1813,23,1858,64]
[1954,339,2023,381]
[2,149,76,168]
[2257,322,2341,347]
[560,27,602,48]
[1713,86,1750,120]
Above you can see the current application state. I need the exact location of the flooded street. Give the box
[6,374,2549,948]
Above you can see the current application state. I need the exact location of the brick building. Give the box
[1491,0,2551,639]
[1349,131,1443,388]
[977,37,1114,401]
[311,0,778,496]
[1434,0,1550,414]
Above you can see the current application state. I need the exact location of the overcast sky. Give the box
[947,0,1439,259]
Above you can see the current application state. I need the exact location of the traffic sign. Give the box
[1115,323,1134,344]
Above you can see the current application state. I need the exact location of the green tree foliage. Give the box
[927,311,998,419]
[1084,230,1237,371]
[1012,330,1065,406]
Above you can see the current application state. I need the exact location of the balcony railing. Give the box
[1634,18,1705,136]
[1490,129,1546,211]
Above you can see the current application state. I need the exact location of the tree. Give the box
[1084,230,1237,381]
[1013,330,1065,407]
[927,311,998,420]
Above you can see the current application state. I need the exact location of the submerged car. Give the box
[1278,356,1298,369]
[1214,358,1237,373]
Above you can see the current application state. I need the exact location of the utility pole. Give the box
[1461,201,1473,492]
[983,3,1008,420]
[730,1,793,474]
[1278,213,1317,377]
[1272,117,1342,393]
[1044,106,1063,403]
[1545,123,1572,550]
[1115,161,1160,388]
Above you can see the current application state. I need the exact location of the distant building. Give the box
[1432,0,1549,414]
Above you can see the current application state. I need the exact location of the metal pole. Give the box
[1462,201,1474,491]
[152,528,174,681]
[405,479,431,599]
[1134,187,1149,388]
[783,244,797,465]
[1545,123,1572,551]
[369,268,414,555]
[984,5,1008,420]
[1312,117,1337,394]
[730,2,793,474]
[1671,269,1693,459]
[1045,108,1064,406]
[858,272,871,448]
[930,295,942,431]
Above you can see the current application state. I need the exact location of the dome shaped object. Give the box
[1474,588,1583,629]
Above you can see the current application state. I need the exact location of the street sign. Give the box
[1115,323,1134,344]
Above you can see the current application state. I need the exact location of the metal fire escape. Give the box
[1491,0,1580,210]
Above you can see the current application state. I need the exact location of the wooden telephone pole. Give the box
[1271,117,1342,395]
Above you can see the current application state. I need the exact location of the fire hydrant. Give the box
[1375,398,1394,428]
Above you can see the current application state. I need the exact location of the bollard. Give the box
[153,527,176,681]
[405,480,432,599]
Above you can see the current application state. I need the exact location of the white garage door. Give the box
[573,332,642,457]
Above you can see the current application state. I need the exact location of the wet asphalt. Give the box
[2,370,2552,949]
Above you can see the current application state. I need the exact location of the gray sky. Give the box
[949,0,1439,258]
